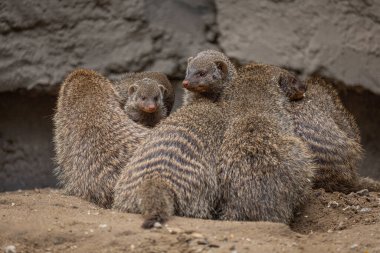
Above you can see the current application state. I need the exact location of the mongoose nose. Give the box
[146,105,157,112]
[182,80,190,88]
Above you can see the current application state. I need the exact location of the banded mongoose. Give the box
[54,69,150,208]
[288,76,380,192]
[113,97,226,228]
[182,50,237,104]
[218,63,314,224]
[114,71,174,116]
[123,77,168,127]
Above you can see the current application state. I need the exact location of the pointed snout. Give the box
[182,80,190,88]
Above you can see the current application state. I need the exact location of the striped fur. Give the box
[218,64,314,224]
[54,69,150,208]
[288,77,380,192]
[113,98,226,227]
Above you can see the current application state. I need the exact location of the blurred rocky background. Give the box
[0,0,379,191]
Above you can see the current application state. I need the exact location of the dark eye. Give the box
[154,96,158,101]
[197,71,206,77]
[141,96,146,100]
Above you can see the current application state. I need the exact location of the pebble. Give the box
[356,189,369,196]
[167,227,182,234]
[337,221,346,230]
[191,233,204,239]
[360,207,371,213]
[327,201,339,208]
[350,243,358,249]
[153,222,162,229]
[99,224,108,229]
[4,245,16,253]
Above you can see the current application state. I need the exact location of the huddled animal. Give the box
[218,63,314,224]
[54,69,150,208]
[114,72,174,127]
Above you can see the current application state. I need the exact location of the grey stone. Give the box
[216,0,380,94]
[0,0,217,92]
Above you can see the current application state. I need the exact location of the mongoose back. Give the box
[288,77,380,192]
[114,71,174,115]
[218,63,314,224]
[54,69,150,208]
[123,78,167,127]
[182,50,237,104]
[113,98,226,228]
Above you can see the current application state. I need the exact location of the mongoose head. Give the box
[278,72,307,100]
[127,78,166,113]
[182,50,237,96]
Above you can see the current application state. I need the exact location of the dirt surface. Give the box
[1,189,380,253]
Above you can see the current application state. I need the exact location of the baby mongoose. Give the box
[114,71,174,116]
[124,78,167,127]
[54,69,150,208]
[113,97,226,228]
[182,50,237,104]
[218,63,314,224]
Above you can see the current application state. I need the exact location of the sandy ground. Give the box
[1,188,380,253]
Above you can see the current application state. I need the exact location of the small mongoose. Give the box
[182,50,237,104]
[288,76,380,192]
[54,69,150,208]
[218,63,314,224]
[123,77,167,127]
[113,97,226,228]
[114,71,174,116]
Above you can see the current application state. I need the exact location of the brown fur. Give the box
[124,78,167,127]
[183,50,237,105]
[54,69,150,208]
[114,71,174,115]
[288,77,380,192]
[113,98,226,228]
[218,63,314,224]
[278,71,307,101]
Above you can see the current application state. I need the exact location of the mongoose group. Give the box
[54,49,379,228]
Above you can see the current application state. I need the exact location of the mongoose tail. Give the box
[139,178,175,229]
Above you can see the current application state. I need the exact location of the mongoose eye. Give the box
[197,71,206,77]
[141,96,146,100]
[154,96,158,101]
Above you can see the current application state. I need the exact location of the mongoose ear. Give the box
[128,84,138,96]
[215,61,228,78]
[158,85,167,95]
[187,57,194,64]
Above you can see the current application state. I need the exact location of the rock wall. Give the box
[0,0,217,92]
[216,0,380,94]
[0,0,379,190]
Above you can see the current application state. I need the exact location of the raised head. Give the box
[183,50,237,100]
